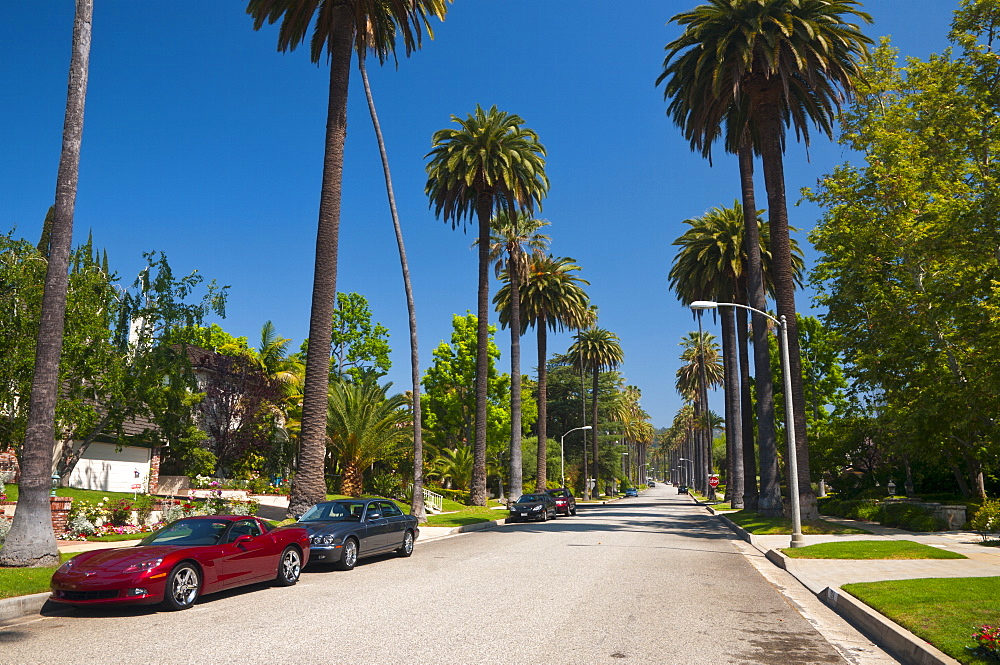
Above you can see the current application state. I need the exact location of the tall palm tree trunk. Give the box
[736,305,758,509]
[591,368,600,496]
[287,15,353,519]
[535,325,548,490]
[357,56,425,521]
[0,0,92,568]
[471,194,492,506]
[738,145,781,516]
[757,113,815,519]
[721,306,744,509]
[507,267,524,499]
[580,365,589,500]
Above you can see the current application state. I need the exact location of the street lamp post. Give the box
[679,458,694,487]
[621,451,629,490]
[690,300,804,547]
[560,425,592,489]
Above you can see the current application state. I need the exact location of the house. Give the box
[62,413,163,494]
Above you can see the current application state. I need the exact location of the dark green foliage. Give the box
[879,503,947,532]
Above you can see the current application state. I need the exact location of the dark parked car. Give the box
[508,493,558,522]
[624,487,639,497]
[678,485,689,494]
[545,488,577,516]
[50,515,310,611]
[298,499,418,571]
[648,481,656,487]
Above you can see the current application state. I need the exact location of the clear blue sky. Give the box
[1,1,956,428]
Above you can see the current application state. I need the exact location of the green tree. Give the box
[425,105,549,506]
[485,210,549,500]
[326,381,410,497]
[659,0,873,518]
[495,255,591,491]
[329,292,391,384]
[1,0,92,567]
[567,327,624,498]
[807,11,1000,497]
[248,0,447,519]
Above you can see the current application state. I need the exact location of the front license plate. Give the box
[520,513,528,517]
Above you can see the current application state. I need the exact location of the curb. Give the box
[713,513,962,665]
[0,592,50,626]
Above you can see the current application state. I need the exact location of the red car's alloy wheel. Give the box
[163,563,200,611]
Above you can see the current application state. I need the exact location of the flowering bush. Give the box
[162,501,204,523]
[971,500,1000,541]
[972,625,1000,659]
[67,513,97,538]
[106,498,135,526]
[204,490,259,516]
[68,497,111,524]
[0,518,11,547]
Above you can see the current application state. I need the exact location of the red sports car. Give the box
[50,515,310,611]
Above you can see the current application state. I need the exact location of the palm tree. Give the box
[247,0,447,518]
[0,0,92,568]
[659,0,872,517]
[567,327,624,497]
[326,381,410,497]
[482,211,549,500]
[428,445,474,493]
[669,202,804,508]
[495,255,590,492]
[356,53,428,522]
[425,105,548,506]
[676,331,723,494]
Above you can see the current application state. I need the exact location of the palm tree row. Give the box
[658,0,872,517]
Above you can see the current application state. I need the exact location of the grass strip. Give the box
[844,577,1000,664]
[424,506,503,528]
[0,553,76,600]
[782,540,966,559]
[725,509,870,535]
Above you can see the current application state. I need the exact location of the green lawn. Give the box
[782,540,967,559]
[4,484,142,504]
[844,577,1000,664]
[424,505,504,527]
[0,552,76,600]
[725,510,871,535]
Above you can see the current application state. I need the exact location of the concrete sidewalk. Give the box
[702,501,999,665]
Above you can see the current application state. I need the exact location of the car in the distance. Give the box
[507,493,558,522]
[298,499,418,571]
[50,515,310,611]
[648,481,656,487]
[624,487,639,497]
[678,485,689,494]
[545,488,577,516]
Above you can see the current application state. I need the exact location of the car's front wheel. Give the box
[334,538,358,571]
[275,547,302,586]
[570,506,577,516]
[163,563,200,611]
[397,530,414,557]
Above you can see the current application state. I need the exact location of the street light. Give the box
[560,425,592,488]
[679,458,694,487]
[690,300,804,547]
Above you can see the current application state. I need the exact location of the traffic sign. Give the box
[708,476,719,488]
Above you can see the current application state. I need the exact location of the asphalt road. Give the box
[0,485,896,665]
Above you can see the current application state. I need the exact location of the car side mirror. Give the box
[367,512,381,520]
[233,534,254,544]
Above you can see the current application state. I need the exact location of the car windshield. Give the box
[299,502,365,522]
[140,518,229,546]
[516,495,545,503]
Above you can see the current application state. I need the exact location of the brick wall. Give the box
[148,446,162,494]
[0,448,20,483]
[50,497,73,536]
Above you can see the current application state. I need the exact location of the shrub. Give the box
[133,495,155,525]
[66,513,97,537]
[368,473,404,499]
[0,518,10,547]
[69,498,110,524]
[427,487,470,504]
[971,499,1000,541]
[105,498,135,526]
[880,502,946,532]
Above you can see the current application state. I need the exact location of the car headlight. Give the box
[312,534,337,545]
[123,558,163,573]
[531,505,542,511]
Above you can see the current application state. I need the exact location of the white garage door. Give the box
[68,442,151,493]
